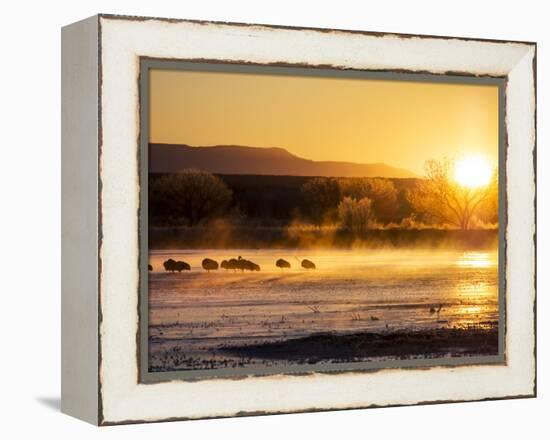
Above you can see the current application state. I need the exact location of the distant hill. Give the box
[149,143,417,178]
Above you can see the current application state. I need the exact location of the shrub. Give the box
[338,196,373,236]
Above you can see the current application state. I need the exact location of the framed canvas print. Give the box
[61,14,537,425]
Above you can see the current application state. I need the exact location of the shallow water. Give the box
[148,249,498,370]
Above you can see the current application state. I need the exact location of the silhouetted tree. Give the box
[300,177,340,226]
[476,172,499,224]
[150,170,232,226]
[365,178,399,221]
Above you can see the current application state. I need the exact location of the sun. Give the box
[454,155,493,188]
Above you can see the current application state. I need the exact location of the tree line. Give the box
[149,159,498,232]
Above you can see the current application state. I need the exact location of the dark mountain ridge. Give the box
[149,143,417,178]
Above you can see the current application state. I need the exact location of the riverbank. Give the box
[219,324,499,363]
[149,324,499,372]
[150,225,498,250]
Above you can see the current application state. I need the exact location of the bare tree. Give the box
[476,172,499,224]
[150,170,232,226]
[408,158,497,230]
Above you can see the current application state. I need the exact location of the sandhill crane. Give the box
[163,259,190,272]
[174,261,191,272]
[231,256,260,272]
[301,259,316,270]
[163,258,175,271]
[202,258,219,272]
[221,258,240,271]
[163,258,178,272]
[244,260,261,271]
[276,258,291,270]
[429,303,443,318]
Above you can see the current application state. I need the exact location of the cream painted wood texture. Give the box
[61,15,100,425]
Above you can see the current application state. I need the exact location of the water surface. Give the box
[148,249,498,370]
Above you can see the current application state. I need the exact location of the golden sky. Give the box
[149,69,499,175]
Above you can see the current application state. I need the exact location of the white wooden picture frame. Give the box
[61,14,536,425]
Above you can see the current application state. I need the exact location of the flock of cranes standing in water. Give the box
[149,256,316,273]
[148,257,445,318]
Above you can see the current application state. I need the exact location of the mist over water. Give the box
[148,249,498,369]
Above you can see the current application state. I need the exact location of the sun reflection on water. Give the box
[456,252,496,269]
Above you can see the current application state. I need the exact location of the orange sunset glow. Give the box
[149,68,499,175]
